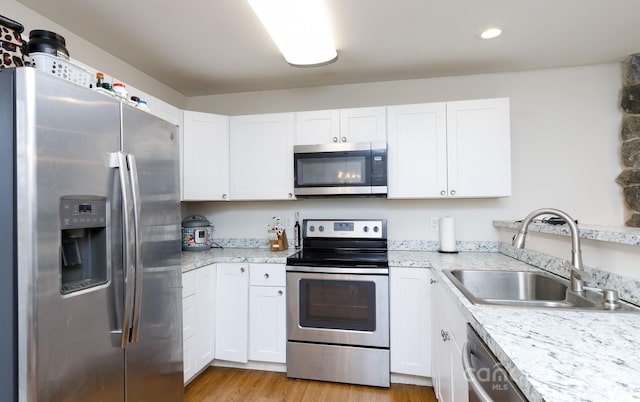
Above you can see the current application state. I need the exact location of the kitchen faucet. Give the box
[512,208,590,293]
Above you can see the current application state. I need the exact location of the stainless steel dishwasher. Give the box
[462,325,528,402]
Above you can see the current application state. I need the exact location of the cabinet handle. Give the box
[240,267,245,273]
[332,137,338,143]
[278,290,283,296]
[222,193,227,200]
[450,190,456,196]
[441,330,450,342]
[430,278,436,285]
[288,193,293,198]
[440,190,446,196]
[264,273,269,279]
[341,137,347,142]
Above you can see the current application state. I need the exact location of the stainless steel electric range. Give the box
[285,219,390,387]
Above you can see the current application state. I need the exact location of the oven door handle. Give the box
[462,342,495,402]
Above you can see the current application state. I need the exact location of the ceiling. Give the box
[17,0,640,97]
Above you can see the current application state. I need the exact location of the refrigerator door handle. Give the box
[127,154,144,344]
[112,151,136,348]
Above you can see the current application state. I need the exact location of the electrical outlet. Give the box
[430,217,439,231]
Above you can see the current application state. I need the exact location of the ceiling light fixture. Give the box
[480,27,503,39]
[248,0,338,67]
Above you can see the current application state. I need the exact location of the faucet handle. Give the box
[563,261,592,282]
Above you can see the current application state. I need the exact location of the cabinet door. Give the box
[215,263,249,362]
[295,110,340,145]
[183,335,197,384]
[183,111,230,201]
[339,107,387,143]
[446,98,511,197]
[249,286,286,363]
[195,264,216,371]
[182,270,197,383]
[434,309,454,402]
[450,339,469,402]
[431,273,469,402]
[229,113,295,200]
[390,267,431,377]
[387,103,447,198]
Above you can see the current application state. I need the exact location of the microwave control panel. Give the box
[371,149,387,186]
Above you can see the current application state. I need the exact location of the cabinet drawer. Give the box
[250,264,286,287]
[183,270,196,298]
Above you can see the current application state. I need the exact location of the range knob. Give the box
[319,225,324,232]
[373,226,379,233]
[309,225,315,232]
[363,226,369,233]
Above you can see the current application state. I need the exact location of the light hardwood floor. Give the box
[185,367,437,402]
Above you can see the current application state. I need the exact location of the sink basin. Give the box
[443,269,639,312]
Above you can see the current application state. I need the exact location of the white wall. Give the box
[185,63,625,244]
[4,0,187,108]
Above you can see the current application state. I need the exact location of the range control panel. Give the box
[303,219,386,239]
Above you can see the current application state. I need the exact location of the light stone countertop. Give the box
[425,252,640,402]
[493,220,640,246]
[181,247,292,272]
[181,248,640,402]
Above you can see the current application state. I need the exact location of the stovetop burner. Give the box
[286,249,389,268]
[286,219,388,269]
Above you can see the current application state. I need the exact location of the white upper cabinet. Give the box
[387,98,511,199]
[387,103,447,198]
[295,106,387,145]
[295,109,340,145]
[182,111,230,201]
[446,98,511,198]
[229,113,296,200]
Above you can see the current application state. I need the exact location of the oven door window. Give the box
[299,279,376,331]
[295,151,371,187]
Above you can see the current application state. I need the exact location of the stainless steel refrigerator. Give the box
[0,67,183,401]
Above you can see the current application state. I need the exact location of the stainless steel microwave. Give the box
[293,142,387,196]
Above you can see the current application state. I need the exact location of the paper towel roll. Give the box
[439,216,458,253]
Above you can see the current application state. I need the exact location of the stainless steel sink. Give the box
[443,269,639,312]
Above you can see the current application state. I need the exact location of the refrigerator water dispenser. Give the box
[59,196,108,294]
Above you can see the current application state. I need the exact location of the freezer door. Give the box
[121,105,183,402]
[14,68,125,401]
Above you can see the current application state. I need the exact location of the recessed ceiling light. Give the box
[480,27,503,40]
[248,0,338,67]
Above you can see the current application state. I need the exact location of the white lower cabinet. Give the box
[389,267,432,377]
[182,264,216,384]
[210,263,287,366]
[182,271,196,383]
[215,263,250,363]
[431,271,468,402]
[249,264,286,363]
[195,265,216,369]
